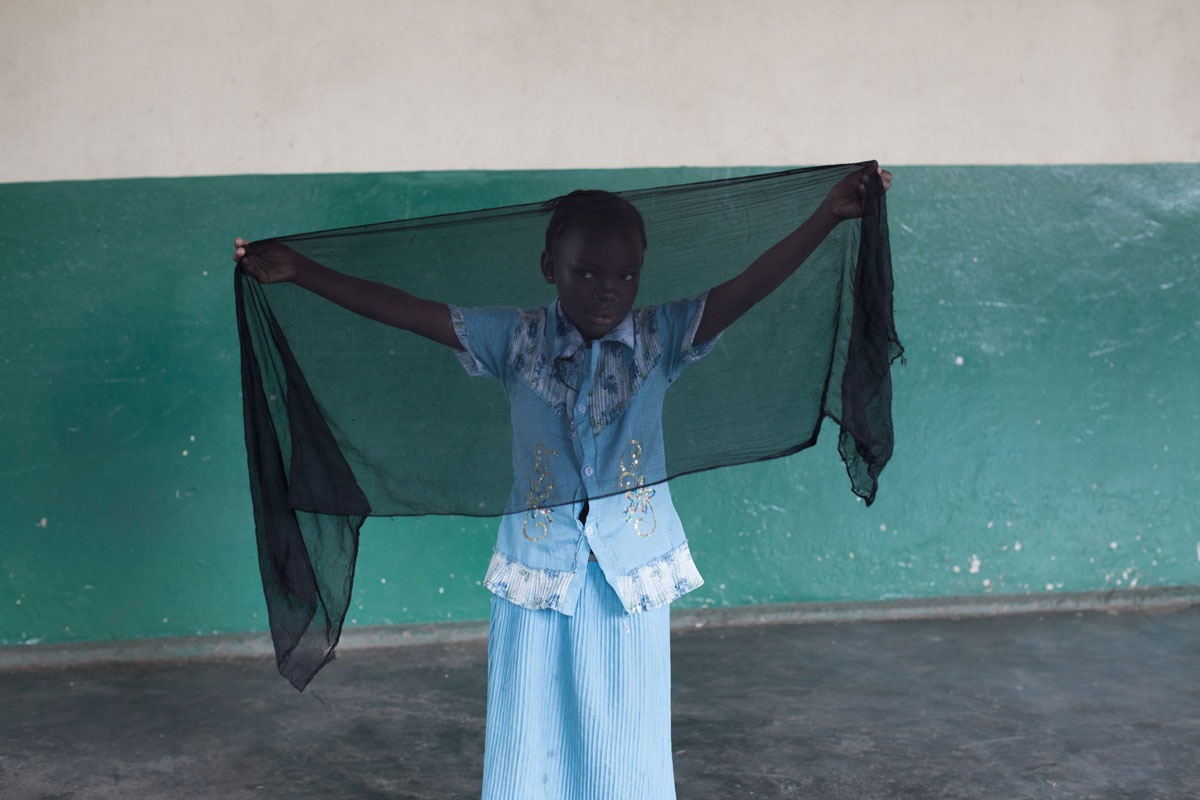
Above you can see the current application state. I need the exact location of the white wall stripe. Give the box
[3,0,1197,182]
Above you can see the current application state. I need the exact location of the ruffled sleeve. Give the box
[655,290,724,381]
[447,304,521,379]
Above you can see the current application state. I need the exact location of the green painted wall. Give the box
[2,165,1197,647]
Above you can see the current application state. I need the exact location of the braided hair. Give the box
[542,189,647,255]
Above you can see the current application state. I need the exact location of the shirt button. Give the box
[583,465,594,477]
[576,403,586,415]
[585,526,594,536]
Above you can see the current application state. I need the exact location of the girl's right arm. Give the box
[233,237,462,350]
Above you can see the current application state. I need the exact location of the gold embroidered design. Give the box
[523,442,560,541]
[618,439,657,537]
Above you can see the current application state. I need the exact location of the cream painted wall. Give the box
[2,0,1197,182]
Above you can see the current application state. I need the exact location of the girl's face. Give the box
[541,217,643,343]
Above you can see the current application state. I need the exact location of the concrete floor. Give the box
[1,605,1198,800]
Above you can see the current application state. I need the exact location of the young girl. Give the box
[234,161,891,800]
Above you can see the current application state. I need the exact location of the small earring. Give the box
[546,274,555,283]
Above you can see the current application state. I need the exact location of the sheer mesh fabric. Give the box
[234,163,904,690]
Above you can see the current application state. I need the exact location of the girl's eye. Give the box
[622,274,636,281]
[579,271,593,279]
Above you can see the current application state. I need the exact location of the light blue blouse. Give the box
[448,293,722,617]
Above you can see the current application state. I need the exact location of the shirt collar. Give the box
[552,299,635,360]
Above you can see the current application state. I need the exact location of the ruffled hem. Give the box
[612,539,705,614]
[483,549,574,612]
[682,289,723,363]
[447,303,490,377]
[484,540,704,616]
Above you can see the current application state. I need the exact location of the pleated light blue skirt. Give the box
[481,560,676,800]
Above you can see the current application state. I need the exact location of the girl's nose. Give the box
[594,278,618,300]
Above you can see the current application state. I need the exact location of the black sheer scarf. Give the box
[234,163,904,691]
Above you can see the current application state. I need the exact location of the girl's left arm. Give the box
[693,161,892,345]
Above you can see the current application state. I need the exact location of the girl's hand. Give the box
[821,161,893,221]
[233,237,299,284]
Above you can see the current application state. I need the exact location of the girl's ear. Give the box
[540,250,555,283]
